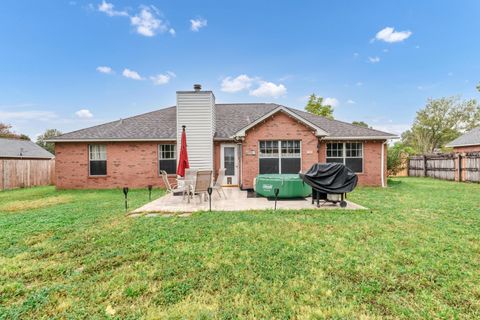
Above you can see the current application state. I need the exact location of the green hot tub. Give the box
[254,174,312,198]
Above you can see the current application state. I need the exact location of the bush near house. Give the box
[1,179,480,318]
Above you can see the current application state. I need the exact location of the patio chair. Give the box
[182,168,198,202]
[189,170,213,204]
[212,168,227,199]
[160,170,187,200]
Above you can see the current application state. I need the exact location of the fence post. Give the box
[423,155,427,177]
[458,154,462,182]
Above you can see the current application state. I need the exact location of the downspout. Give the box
[381,140,387,187]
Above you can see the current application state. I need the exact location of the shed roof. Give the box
[446,126,480,148]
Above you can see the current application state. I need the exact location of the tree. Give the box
[352,121,370,128]
[36,129,62,154]
[402,96,479,154]
[0,122,30,140]
[387,142,414,176]
[305,94,334,119]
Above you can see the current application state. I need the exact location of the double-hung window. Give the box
[89,144,107,176]
[259,140,301,174]
[326,142,363,173]
[158,144,176,174]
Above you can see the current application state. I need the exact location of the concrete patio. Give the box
[132,188,366,213]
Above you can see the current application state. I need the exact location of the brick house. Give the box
[49,85,397,189]
[446,126,480,153]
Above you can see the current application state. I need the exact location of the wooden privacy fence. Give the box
[408,153,480,183]
[0,159,55,191]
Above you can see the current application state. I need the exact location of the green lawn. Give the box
[1,178,480,319]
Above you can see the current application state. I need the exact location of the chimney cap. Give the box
[193,84,202,91]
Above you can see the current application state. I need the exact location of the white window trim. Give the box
[325,142,364,174]
[258,140,302,174]
[158,144,177,176]
[88,144,107,177]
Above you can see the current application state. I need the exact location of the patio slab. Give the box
[133,188,366,213]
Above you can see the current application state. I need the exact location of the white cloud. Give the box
[353,52,359,58]
[375,27,412,43]
[96,66,114,74]
[324,97,339,107]
[169,28,176,36]
[221,75,255,93]
[382,48,389,53]
[249,81,287,98]
[122,68,143,80]
[190,18,207,32]
[0,110,58,121]
[150,71,176,85]
[448,72,453,76]
[347,99,356,104]
[98,0,128,17]
[75,109,93,118]
[356,82,363,86]
[368,56,380,63]
[130,6,169,37]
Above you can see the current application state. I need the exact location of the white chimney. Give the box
[176,84,216,171]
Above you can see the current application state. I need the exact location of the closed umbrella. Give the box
[177,125,190,177]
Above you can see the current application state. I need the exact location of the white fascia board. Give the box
[446,142,480,148]
[47,138,176,143]
[322,136,399,140]
[231,106,329,138]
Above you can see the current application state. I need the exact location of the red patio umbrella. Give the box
[176,125,190,177]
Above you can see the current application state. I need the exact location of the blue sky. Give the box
[1,0,479,139]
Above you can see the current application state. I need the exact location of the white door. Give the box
[220,144,239,185]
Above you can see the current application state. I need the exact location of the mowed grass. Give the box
[0,178,480,319]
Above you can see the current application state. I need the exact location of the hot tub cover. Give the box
[300,163,358,194]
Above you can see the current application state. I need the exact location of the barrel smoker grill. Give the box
[300,163,358,208]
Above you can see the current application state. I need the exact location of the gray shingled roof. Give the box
[446,126,480,147]
[50,103,396,141]
[0,138,54,159]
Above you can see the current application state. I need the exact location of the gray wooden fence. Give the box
[0,159,55,191]
[408,153,480,183]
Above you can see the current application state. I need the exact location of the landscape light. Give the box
[207,187,213,212]
[123,187,129,212]
[148,185,153,201]
[274,188,280,210]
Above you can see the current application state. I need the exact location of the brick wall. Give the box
[55,117,388,189]
[453,145,480,153]
[318,140,387,186]
[55,142,175,189]
[241,111,320,189]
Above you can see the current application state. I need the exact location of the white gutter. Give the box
[445,142,480,148]
[47,138,176,143]
[324,136,399,140]
[381,140,387,188]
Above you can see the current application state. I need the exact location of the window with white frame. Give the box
[89,144,107,176]
[158,144,176,174]
[326,142,363,173]
[259,140,301,174]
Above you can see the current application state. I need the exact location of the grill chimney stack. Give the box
[193,84,202,92]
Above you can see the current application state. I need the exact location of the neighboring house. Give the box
[48,85,397,189]
[0,138,54,160]
[446,126,480,153]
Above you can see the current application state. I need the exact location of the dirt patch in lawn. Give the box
[0,195,74,213]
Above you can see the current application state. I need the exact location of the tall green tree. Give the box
[305,94,334,119]
[0,122,30,140]
[352,121,370,128]
[387,142,414,176]
[402,96,479,154]
[36,129,62,154]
